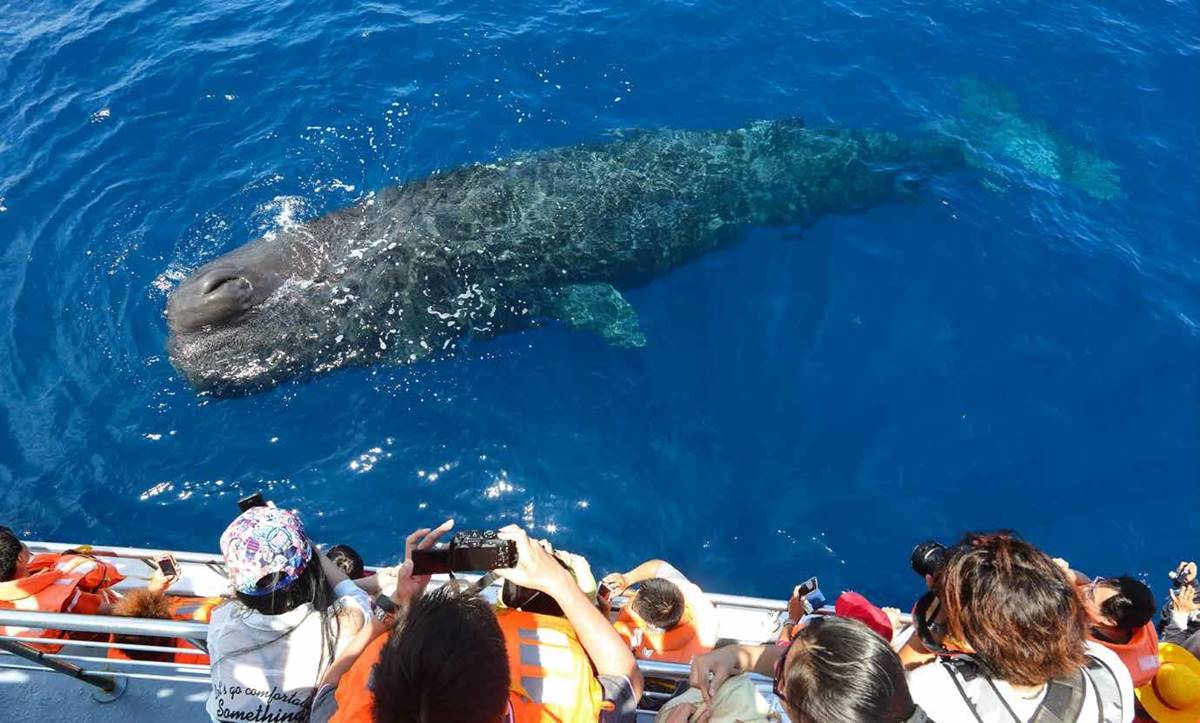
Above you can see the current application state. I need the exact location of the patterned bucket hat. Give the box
[220,506,312,595]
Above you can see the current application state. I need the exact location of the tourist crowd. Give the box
[2,509,1199,723]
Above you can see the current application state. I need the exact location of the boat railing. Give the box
[5,542,912,710]
[0,608,211,702]
[0,605,776,710]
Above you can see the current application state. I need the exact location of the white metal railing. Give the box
[4,542,913,710]
[0,608,211,695]
[27,542,225,565]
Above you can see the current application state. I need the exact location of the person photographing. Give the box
[899,532,1135,723]
[311,523,642,723]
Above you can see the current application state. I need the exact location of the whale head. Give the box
[165,211,409,395]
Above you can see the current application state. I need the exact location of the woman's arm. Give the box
[318,548,369,637]
[554,575,644,697]
[317,616,388,688]
[315,523,456,689]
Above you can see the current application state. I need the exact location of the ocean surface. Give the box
[0,0,1197,605]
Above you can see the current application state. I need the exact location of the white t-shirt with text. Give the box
[205,581,369,723]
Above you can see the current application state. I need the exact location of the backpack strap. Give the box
[1027,670,1086,723]
[941,657,1094,723]
[940,657,999,723]
[1082,654,1125,723]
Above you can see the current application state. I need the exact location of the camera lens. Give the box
[911,541,948,578]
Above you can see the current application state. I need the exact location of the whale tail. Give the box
[946,77,1122,201]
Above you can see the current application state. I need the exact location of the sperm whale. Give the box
[166,120,964,395]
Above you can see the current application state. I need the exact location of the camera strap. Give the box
[462,571,500,598]
[913,591,958,657]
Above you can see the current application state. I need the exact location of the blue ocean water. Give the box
[0,0,1197,606]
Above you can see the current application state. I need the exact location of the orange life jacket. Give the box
[613,601,710,664]
[329,633,387,723]
[332,611,606,723]
[0,553,124,652]
[1093,621,1160,688]
[498,609,606,723]
[106,595,224,665]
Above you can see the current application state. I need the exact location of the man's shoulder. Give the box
[655,562,691,588]
[905,661,972,720]
[656,563,710,606]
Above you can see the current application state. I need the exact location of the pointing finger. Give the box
[404,528,431,558]
[417,519,454,550]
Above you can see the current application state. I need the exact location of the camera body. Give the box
[911,541,950,578]
[411,529,518,575]
[1168,561,1197,588]
[237,492,269,513]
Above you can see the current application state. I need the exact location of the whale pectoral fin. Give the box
[539,283,647,349]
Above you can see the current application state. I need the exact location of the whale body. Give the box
[166,120,964,395]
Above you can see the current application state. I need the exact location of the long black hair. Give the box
[781,615,916,723]
[227,548,341,672]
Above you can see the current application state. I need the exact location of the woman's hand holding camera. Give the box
[388,520,455,609]
[495,525,573,599]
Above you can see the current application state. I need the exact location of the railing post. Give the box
[0,638,120,696]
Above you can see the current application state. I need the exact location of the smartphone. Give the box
[156,553,179,579]
[238,492,267,513]
[796,576,826,615]
[795,576,819,598]
[597,582,613,603]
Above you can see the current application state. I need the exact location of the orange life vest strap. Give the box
[0,555,115,652]
[168,595,225,623]
[24,553,125,593]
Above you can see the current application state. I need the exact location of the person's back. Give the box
[901,532,1134,723]
[206,507,368,723]
[495,606,608,722]
[311,524,642,723]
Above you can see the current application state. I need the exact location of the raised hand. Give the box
[390,520,455,608]
[601,572,629,596]
[1170,585,1198,615]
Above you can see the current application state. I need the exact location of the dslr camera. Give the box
[411,529,518,575]
[237,491,270,512]
[911,541,951,578]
